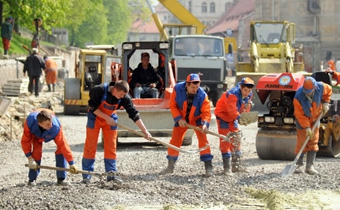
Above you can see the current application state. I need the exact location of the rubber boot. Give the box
[305,151,318,175]
[4,50,8,55]
[294,155,304,174]
[223,157,233,176]
[47,84,51,92]
[204,160,213,177]
[159,159,176,175]
[231,154,241,172]
[52,84,55,92]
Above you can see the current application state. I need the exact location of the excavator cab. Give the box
[121,41,171,99]
[116,41,194,145]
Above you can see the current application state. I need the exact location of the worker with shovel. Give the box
[159,73,214,177]
[214,77,254,175]
[21,109,78,186]
[82,80,151,183]
[293,77,332,175]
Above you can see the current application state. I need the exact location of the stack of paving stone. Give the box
[2,78,29,96]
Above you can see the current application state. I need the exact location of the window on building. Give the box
[202,2,207,13]
[210,2,215,13]
[189,1,192,12]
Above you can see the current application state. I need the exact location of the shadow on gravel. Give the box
[117,142,168,152]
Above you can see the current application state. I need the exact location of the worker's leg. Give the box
[82,116,101,180]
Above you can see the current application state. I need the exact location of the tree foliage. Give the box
[1,0,71,31]
[0,0,152,48]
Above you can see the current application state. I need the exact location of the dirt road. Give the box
[0,110,340,209]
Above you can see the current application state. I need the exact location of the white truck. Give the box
[169,34,228,106]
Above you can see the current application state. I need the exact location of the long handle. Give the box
[292,113,322,164]
[186,124,230,142]
[25,164,103,176]
[117,123,206,154]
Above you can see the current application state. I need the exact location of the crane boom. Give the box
[159,0,206,34]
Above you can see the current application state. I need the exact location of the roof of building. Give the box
[130,18,159,33]
[206,0,255,34]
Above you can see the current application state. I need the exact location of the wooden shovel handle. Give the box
[116,123,191,153]
[25,164,103,176]
[186,124,229,141]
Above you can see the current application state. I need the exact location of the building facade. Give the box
[255,0,340,72]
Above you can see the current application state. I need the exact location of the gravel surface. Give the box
[0,90,340,209]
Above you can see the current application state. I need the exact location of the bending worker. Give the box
[293,77,332,175]
[214,77,254,175]
[82,80,151,183]
[159,73,214,177]
[21,109,78,186]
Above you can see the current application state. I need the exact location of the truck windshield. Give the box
[174,37,223,56]
[254,23,286,44]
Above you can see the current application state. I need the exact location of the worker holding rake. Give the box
[159,73,214,177]
[214,77,254,175]
[293,77,332,175]
[21,108,78,186]
[82,80,151,183]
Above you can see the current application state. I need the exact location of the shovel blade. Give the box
[281,164,297,178]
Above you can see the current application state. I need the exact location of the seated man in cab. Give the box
[130,52,160,98]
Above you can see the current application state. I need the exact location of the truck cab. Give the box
[169,35,228,106]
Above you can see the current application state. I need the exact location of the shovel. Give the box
[186,124,230,142]
[25,164,106,177]
[281,113,322,178]
[117,123,209,154]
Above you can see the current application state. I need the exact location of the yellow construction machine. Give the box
[236,21,306,111]
[64,48,120,114]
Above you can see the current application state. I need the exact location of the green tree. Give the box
[0,0,153,48]
[104,0,131,45]
[1,0,71,32]
[73,1,108,47]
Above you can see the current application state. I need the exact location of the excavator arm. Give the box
[158,0,206,34]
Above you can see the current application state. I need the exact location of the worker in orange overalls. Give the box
[325,51,335,71]
[21,108,78,186]
[43,55,58,92]
[214,77,254,175]
[293,77,332,175]
[159,73,214,177]
[81,80,151,183]
[325,68,340,85]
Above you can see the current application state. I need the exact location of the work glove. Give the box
[322,103,329,116]
[28,158,37,170]
[69,165,79,174]
[306,127,313,138]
